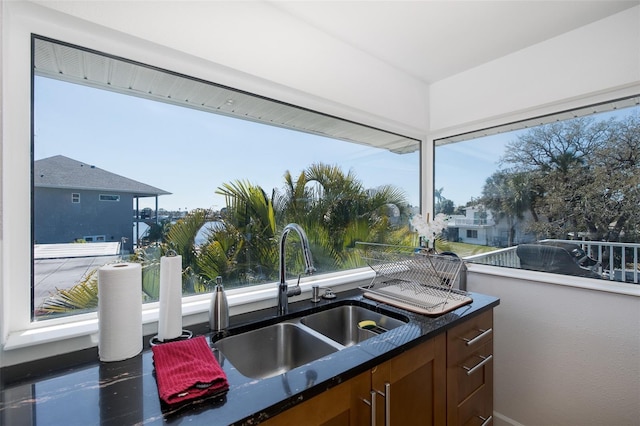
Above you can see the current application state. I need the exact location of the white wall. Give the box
[429,5,640,136]
[433,9,640,424]
[468,266,640,426]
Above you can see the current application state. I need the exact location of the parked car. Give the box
[516,242,603,279]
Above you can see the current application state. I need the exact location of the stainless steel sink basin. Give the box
[214,322,339,379]
[300,305,408,347]
[213,302,409,380]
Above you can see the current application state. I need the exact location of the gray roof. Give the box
[34,155,171,197]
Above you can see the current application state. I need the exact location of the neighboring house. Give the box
[447,205,536,247]
[446,205,495,245]
[34,155,170,253]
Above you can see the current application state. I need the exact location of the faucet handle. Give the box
[287,285,302,297]
[286,274,303,298]
[321,287,336,300]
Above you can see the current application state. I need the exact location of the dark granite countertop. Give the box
[0,289,499,425]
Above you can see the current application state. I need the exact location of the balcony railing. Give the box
[465,239,640,284]
[446,218,495,227]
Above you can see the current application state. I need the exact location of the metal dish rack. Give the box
[357,242,472,315]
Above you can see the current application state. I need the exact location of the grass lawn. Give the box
[435,240,500,258]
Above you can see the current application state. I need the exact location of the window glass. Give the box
[32,37,420,320]
[435,100,640,284]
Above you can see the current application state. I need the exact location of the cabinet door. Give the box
[262,378,353,426]
[370,334,447,426]
[349,371,375,425]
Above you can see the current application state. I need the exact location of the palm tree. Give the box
[39,164,415,314]
[481,171,532,246]
[215,180,280,284]
[303,163,409,249]
[274,163,412,270]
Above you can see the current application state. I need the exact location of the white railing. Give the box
[447,218,495,227]
[465,246,520,268]
[465,239,640,284]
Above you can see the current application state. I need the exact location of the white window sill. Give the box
[3,269,375,352]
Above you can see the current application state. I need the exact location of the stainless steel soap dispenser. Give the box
[209,276,229,333]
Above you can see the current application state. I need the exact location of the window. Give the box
[435,98,640,284]
[32,37,420,320]
[83,235,106,242]
[71,193,80,203]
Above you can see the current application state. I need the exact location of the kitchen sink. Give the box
[213,322,339,380]
[213,302,409,380]
[300,305,408,347]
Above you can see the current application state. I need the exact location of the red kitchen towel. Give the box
[151,335,229,406]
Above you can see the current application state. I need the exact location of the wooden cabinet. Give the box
[364,333,447,426]
[446,309,494,425]
[266,334,447,426]
[261,378,355,426]
[264,309,494,426]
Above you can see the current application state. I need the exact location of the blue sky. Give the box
[435,134,517,206]
[35,76,636,212]
[435,107,638,206]
[35,77,420,211]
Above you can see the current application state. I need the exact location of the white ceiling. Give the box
[271,0,639,84]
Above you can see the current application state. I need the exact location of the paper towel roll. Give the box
[98,263,142,362]
[157,254,183,341]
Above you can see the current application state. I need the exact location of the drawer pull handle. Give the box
[463,328,492,346]
[479,415,493,426]
[374,382,390,426]
[384,382,390,426]
[463,354,493,376]
[362,390,377,426]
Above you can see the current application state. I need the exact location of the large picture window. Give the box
[32,37,420,320]
[435,99,640,284]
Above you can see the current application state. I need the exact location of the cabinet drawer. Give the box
[452,340,493,405]
[447,310,493,365]
[458,384,493,426]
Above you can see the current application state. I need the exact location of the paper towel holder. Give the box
[149,248,193,346]
[150,329,193,346]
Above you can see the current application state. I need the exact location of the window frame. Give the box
[2,4,638,364]
[6,25,421,341]
[30,35,421,320]
[433,97,640,284]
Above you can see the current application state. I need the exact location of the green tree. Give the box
[216,180,278,284]
[303,163,409,251]
[480,171,532,245]
[498,115,638,241]
[581,114,640,242]
[274,163,412,270]
[436,198,455,215]
[39,164,415,315]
